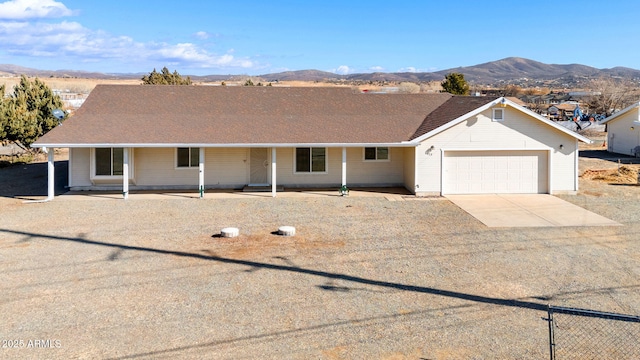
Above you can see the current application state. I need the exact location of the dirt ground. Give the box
[0,139,639,359]
[0,76,360,95]
[577,130,640,173]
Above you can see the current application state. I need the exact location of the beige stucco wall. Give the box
[68,147,249,189]
[344,147,404,186]
[274,147,404,187]
[607,107,640,156]
[69,147,91,187]
[402,147,416,192]
[69,146,407,190]
[414,106,579,195]
[135,147,248,187]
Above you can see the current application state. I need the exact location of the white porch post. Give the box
[122,148,129,200]
[271,147,277,197]
[199,147,205,199]
[47,147,55,201]
[341,147,347,187]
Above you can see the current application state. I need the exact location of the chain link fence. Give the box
[548,305,640,360]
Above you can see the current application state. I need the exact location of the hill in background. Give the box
[435,57,640,87]
[2,57,640,88]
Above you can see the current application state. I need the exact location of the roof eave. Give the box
[601,102,640,124]
[508,98,593,144]
[31,142,419,148]
[409,98,502,144]
[409,97,593,144]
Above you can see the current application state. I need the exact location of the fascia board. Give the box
[601,102,640,124]
[31,142,419,148]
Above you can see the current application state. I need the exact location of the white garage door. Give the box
[443,150,548,194]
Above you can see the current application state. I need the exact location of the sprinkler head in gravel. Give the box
[220,227,239,238]
[277,226,295,236]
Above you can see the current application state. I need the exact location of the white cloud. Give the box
[396,66,440,73]
[398,66,417,73]
[154,43,252,68]
[0,0,75,19]
[158,43,215,63]
[369,66,384,72]
[194,31,210,40]
[0,17,256,72]
[334,65,351,75]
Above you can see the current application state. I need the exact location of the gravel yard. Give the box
[1,146,639,359]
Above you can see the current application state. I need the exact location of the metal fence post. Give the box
[548,305,555,360]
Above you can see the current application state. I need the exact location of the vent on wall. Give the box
[493,108,504,121]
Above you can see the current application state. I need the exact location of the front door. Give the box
[249,148,269,185]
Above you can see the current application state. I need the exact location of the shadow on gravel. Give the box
[0,160,68,199]
[580,150,640,164]
[3,228,637,359]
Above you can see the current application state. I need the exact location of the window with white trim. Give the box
[492,108,504,121]
[177,147,200,168]
[295,147,326,173]
[364,147,389,161]
[95,148,123,176]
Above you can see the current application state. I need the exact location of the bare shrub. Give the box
[398,82,420,93]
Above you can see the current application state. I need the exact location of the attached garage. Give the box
[411,97,591,197]
[442,150,550,195]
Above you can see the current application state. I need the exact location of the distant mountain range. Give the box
[2,57,640,87]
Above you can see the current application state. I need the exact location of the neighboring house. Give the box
[551,103,570,115]
[601,102,640,156]
[32,85,591,199]
[548,103,579,120]
[505,97,526,107]
[54,91,88,110]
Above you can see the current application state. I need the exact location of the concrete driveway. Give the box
[446,194,621,227]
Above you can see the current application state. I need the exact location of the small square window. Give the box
[295,147,326,173]
[364,147,389,161]
[493,108,504,121]
[376,147,389,160]
[95,148,112,176]
[95,147,124,176]
[364,147,376,160]
[177,147,200,168]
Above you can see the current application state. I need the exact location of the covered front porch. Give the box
[43,145,416,200]
[51,187,416,201]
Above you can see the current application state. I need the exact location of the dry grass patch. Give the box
[581,166,639,184]
[1,76,140,94]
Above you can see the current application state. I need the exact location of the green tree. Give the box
[0,84,7,141]
[441,72,470,95]
[141,67,192,85]
[0,76,65,147]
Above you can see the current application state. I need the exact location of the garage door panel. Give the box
[444,151,548,194]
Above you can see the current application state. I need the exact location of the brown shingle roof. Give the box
[35,85,469,146]
[410,95,499,140]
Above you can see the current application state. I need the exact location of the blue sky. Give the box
[0,0,639,76]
